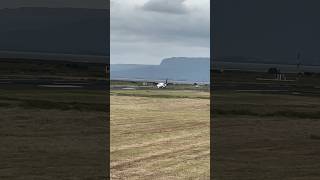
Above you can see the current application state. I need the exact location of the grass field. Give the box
[0,59,106,80]
[0,88,108,179]
[212,70,320,179]
[212,90,320,180]
[110,89,210,179]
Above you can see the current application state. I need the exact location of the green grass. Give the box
[214,109,320,119]
[213,91,320,119]
[0,60,106,79]
[0,89,107,111]
[111,89,210,99]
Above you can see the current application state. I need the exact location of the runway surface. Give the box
[213,82,293,91]
[0,78,108,90]
[4,78,318,95]
[110,85,155,90]
[213,82,320,96]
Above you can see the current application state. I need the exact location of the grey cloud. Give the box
[111,13,209,46]
[142,0,188,14]
[111,0,210,64]
[112,2,209,46]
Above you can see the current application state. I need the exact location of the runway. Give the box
[0,78,108,90]
[212,82,293,91]
[110,85,156,90]
[213,82,320,96]
[4,78,314,94]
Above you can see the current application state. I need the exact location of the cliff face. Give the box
[0,8,109,56]
[111,57,210,83]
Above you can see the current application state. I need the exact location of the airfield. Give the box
[110,81,210,179]
[0,78,107,90]
[212,70,320,179]
[0,59,108,179]
[5,56,320,179]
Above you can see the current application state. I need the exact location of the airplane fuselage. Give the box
[156,83,167,88]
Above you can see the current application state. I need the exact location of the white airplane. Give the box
[156,79,168,88]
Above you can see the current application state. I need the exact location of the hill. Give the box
[215,56,320,66]
[111,57,210,83]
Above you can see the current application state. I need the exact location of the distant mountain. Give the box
[0,7,109,56]
[215,56,320,66]
[111,57,210,83]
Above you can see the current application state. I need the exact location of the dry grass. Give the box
[212,91,320,180]
[0,89,107,179]
[111,90,210,180]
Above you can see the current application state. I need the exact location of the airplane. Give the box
[156,79,168,88]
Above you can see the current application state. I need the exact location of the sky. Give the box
[214,0,320,64]
[0,0,108,9]
[0,1,109,56]
[110,0,210,64]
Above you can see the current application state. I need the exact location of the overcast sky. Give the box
[111,0,210,64]
[214,0,320,63]
[0,0,108,9]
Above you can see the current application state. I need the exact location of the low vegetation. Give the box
[0,59,106,79]
[111,89,209,99]
[213,92,320,118]
[111,89,210,179]
[212,90,320,180]
[0,88,107,179]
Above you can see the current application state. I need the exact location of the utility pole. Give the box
[296,51,302,80]
[297,52,301,73]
